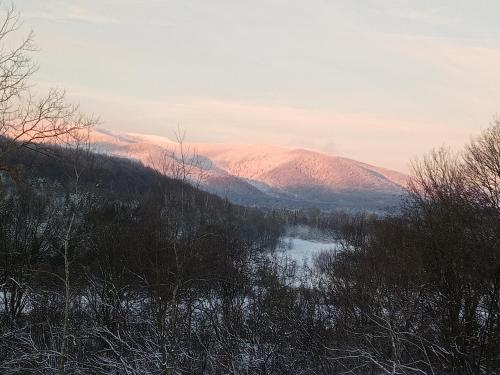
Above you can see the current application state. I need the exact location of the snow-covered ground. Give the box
[280,236,339,264]
[277,226,340,265]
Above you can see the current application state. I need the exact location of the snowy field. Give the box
[277,225,340,264]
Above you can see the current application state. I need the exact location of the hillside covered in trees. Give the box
[2,123,500,375]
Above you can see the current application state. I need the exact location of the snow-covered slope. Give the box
[90,128,408,211]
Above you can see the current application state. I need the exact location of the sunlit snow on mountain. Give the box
[90,128,408,211]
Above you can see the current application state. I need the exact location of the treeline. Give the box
[3,124,500,375]
[307,124,500,375]
[0,144,286,374]
[2,119,500,375]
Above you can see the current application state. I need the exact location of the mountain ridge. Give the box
[90,128,408,211]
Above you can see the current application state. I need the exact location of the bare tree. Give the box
[57,131,94,374]
[463,121,500,375]
[0,4,95,181]
[464,120,500,212]
[149,126,207,190]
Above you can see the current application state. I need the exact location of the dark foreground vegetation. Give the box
[2,123,500,375]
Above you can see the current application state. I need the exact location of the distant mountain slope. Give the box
[90,128,408,211]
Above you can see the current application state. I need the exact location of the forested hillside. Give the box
[2,123,500,374]
[0,142,285,374]
[88,128,407,212]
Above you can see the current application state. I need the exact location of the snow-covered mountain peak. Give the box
[89,128,408,211]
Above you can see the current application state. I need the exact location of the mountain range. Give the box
[90,128,408,211]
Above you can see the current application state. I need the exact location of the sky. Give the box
[14,0,500,172]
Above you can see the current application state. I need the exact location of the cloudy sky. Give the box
[15,0,500,172]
